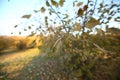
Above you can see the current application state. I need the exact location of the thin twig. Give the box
[92,43,110,54]
[90,0,97,17]
[46,0,67,33]
[52,37,62,49]
[82,0,90,34]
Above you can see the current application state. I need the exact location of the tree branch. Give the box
[92,43,110,54]
[84,40,111,54]
[46,0,67,33]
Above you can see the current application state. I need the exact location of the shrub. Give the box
[0,39,8,52]
[0,36,14,53]
[16,40,27,50]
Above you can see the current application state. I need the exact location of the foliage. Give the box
[21,14,31,19]
[15,0,120,79]
[106,27,120,34]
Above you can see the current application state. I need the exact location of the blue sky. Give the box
[0,0,74,36]
[0,0,120,36]
[0,0,45,35]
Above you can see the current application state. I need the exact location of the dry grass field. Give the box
[0,48,40,79]
[0,35,120,80]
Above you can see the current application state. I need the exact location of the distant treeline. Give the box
[0,35,41,52]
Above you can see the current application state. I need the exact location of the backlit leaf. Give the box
[14,25,18,28]
[85,17,100,29]
[45,16,48,26]
[108,17,112,20]
[51,0,58,7]
[77,8,84,16]
[83,5,88,11]
[76,2,83,6]
[41,7,46,13]
[19,32,21,35]
[73,2,75,7]
[24,29,27,31]
[110,4,118,9]
[72,22,82,31]
[59,0,65,7]
[46,1,50,7]
[63,14,69,19]
[90,3,93,6]
[100,3,103,8]
[114,17,120,22]
[34,10,38,13]
[28,26,31,29]
[21,14,31,19]
[49,12,52,15]
[28,31,35,36]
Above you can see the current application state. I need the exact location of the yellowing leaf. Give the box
[85,17,100,29]
[83,5,88,11]
[76,2,83,6]
[77,8,84,16]
[21,14,31,19]
[41,7,46,13]
[59,0,65,7]
[72,22,82,31]
[29,32,35,36]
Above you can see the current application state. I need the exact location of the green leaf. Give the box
[21,14,31,19]
[46,1,50,7]
[40,7,46,13]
